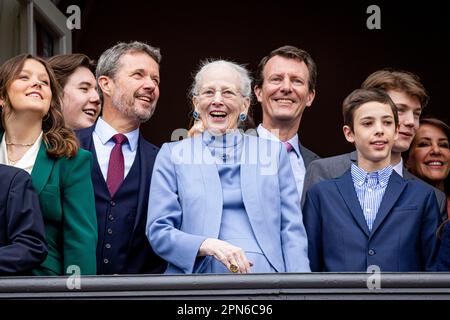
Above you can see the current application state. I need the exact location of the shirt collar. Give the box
[257,124,278,141]
[94,117,139,152]
[257,124,300,157]
[351,163,393,187]
[287,135,300,158]
[392,157,404,177]
[202,129,243,148]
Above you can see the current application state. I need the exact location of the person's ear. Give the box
[254,85,263,104]
[343,125,355,143]
[305,89,316,108]
[242,96,250,115]
[97,76,112,98]
[192,95,199,110]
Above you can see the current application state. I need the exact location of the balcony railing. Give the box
[1,273,450,300]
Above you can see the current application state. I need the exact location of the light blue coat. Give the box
[146,133,310,273]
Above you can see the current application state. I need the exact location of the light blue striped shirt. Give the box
[351,163,393,231]
[93,117,139,181]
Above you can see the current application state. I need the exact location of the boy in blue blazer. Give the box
[303,88,441,272]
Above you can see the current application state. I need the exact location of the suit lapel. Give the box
[335,170,370,237]
[84,128,108,190]
[370,171,406,236]
[240,136,266,237]
[299,143,319,167]
[403,168,416,180]
[241,136,281,271]
[132,134,156,235]
[349,150,358,162]
[77,125,105,185]
[31,142,55,195]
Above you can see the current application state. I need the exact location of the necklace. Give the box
[6,141,34,146]
[5,134,36,146]
[7,156,19,165]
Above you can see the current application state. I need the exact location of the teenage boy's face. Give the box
[344,102,398,167]
[386,90,421,153]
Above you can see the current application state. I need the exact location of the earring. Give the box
[193,110,200,120]
[239,113,247,121]
[42,113,50,121]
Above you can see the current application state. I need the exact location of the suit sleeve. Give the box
[61,150,98,275]
[302,159,329,207]
[437,221,450,271]
[421,189,441,271]
[0,170,48,274]
[302,186,323,272]
[146,143,207,274]
[434,190,448,222]
[278,145,310,272]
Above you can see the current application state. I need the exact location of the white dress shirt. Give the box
[93,117,139,181]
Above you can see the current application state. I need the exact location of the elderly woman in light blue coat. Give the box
[146,60,309,274]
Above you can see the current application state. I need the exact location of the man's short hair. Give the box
[361,69,429,109]
[342,88,399,131]
[255,45,317,93]
[96,41,161,101]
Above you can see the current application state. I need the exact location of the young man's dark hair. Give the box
[342,88,399,131]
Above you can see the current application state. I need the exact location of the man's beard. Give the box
[112,90,155,123]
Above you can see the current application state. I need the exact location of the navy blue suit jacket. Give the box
[76,125,165,274]
[0,164,47,275]
[437,221,450,271]
[303,169,440,272]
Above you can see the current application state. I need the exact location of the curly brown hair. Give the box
[0,54,79,158]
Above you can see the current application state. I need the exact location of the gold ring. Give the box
[229,264,239,273]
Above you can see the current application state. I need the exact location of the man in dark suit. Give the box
[254,46,320,202]
[437,221,450,271]
[0,164,47,275]
[303,69,447,220]
[303,89,440,272]
[77,41,165,274]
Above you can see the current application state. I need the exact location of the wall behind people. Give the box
[58,0,450,156]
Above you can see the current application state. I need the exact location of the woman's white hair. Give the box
[189,59,252,100]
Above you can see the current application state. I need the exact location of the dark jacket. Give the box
[0,164,47,275]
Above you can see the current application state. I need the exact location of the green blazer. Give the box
[0,131,98,275]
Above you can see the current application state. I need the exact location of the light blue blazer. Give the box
[146,133,310,274]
